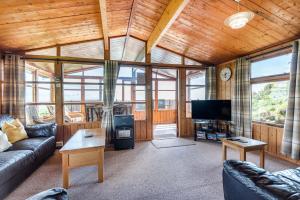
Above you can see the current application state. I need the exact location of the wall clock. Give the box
[220,67,232,81]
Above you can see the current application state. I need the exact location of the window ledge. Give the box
[252,120,284,128]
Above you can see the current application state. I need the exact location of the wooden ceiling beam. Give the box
[122,0,138,60]
[98,0,109,51]
[146,0,190,54]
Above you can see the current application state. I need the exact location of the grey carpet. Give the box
[152,138,196,148]
[5,138,298,200]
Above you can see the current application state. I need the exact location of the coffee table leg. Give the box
[98,148,104,183]
[240,149,246,161]
[62,154,69,189]
[260,149,265,168]
[222,144,227,161]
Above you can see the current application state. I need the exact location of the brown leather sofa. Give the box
[0,115,57,200]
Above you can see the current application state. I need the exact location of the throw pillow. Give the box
[2,118,28,143]
[0,131,12,152]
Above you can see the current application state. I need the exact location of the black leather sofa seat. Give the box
[0,150,35,186]
[8,137,56,162]
[223,160,300,200]
[0,114,57,200]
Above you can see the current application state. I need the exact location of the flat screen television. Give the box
[191,100,231,121]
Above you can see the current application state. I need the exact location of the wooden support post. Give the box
[55,46,64,125]
[178,67,186,137]
[145,49,153,140]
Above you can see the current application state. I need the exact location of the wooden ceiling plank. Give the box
[98,0,109,50]
[146,0,190,54]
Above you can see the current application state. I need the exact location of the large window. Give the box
[186,69,206,118]
[251,53,292,124]
[63,63,104,123]
[25,61,56,125]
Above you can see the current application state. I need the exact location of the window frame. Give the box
[250,52,292,125]
[185,69,206,118]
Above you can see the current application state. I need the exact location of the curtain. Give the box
[205,67,216,100]
[1,54,25,123]
[232,57,251,138]
[281,40,300,160]
[101,60,120,144]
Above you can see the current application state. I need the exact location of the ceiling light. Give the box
[224,0,254,29]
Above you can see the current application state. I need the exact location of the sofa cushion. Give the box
[9,137,56,159]
[2,119,28,143]
[0,131,12,152]
[0,150,34,185]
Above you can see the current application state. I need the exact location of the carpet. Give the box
[152,138,196,148]
[5,138,298,200]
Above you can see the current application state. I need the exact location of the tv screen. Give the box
[191,100,231,121]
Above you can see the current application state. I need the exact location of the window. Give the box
[186,69,206,118]
[151,47,182,64]
[25,61,55,125]
[115,66,146,120]
[61,40,104,59]
[63,63,104,123]
[152,68,177,110]
[251,53,292,124]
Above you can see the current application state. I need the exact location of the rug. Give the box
[151,138,196,149]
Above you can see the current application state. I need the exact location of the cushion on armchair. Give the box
[25,123,57,138]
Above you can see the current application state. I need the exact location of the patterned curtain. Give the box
[232,57,251,138]
[1,54,25,123]
[281,40,300,160]
[101,60,120,144]
[205,67,216,100]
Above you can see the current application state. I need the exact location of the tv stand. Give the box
[193,120,231,141]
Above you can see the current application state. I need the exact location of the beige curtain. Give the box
[232,57,251,138]
[205,67,216,100]
[101,60,120,144]
[1,54,25,123]
[281,40,300,160]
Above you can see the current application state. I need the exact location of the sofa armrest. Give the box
[25,123,57,138]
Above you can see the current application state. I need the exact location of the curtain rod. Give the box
[246,43,293,61]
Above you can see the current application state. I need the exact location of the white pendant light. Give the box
[224,0,254,29]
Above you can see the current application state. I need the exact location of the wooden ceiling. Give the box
[1,0,299,64]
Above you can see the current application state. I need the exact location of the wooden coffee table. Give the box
[221,137,267,168]
[59,128,106,188]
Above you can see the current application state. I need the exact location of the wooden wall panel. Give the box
[57,120,148,143]
[153,110,176,124]
[260,125,269,151]
[252,123,261,141]
[216,61,235,100]
[268,126,277,154]
[276,128,284,157]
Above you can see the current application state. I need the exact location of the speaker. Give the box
[114,115,134,150]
